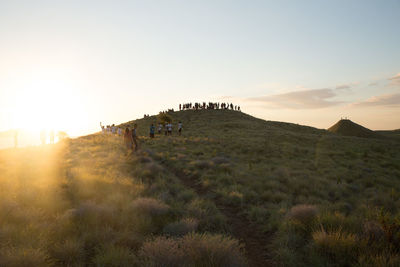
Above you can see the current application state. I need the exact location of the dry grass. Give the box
[312,227,358,262]
[1,109,399,266]
[139,233,247,267]
[0,133,243,265]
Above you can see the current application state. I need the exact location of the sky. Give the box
[0,0,399,140]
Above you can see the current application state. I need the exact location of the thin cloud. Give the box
[389,73,400,80]
[368,82,378,86]
[352,93,400,107]
[335,82,358,90]
[246,88,343,109]
[388,73,400,86]
[336,84,351,90]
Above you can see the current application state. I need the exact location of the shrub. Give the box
[139,233,247,267]
[130,198,169,217]
[49,239,85,266]
[93,245,138,267]
[312,227,358,263]
[139,237,184,267]
[287,204,318,226]
[163,218,199,237]
[181,233,247,267]
[157,112,172,124]
[187,199,227,232]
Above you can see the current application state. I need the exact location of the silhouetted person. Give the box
[131,124,138,152]
[167,123,172,135]
[178,121,182,136]
[124,128,132,150]
[150,124,155,138]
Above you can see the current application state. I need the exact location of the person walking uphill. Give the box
[124,128,132,152]
[178,121,183,136]
[149,124,155,138]
[131,124,139,152]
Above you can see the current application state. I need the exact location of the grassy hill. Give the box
[328,119,382,139]
[0,109,400,266]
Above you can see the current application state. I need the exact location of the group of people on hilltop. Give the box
[100,120,183,154]
[157,109,174,115]
[179,102,240,111]
[100,123,123,136]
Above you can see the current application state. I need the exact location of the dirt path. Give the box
[156,164,275,267]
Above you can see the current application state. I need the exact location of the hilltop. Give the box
[328,119,382,139]
[1,109,400,266]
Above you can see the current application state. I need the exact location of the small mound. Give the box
[328,119,381,138]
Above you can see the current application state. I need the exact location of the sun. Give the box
[10,77,86,137]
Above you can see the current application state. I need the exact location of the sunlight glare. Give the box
[10,75,87,138]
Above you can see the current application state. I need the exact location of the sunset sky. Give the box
[1,0,399,139]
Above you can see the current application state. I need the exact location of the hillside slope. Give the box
[1,110,400,266]
[126,109,400,266]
